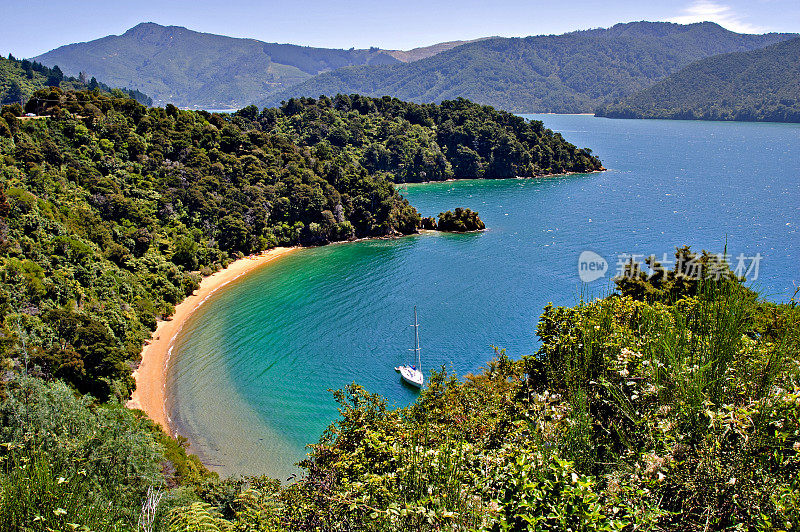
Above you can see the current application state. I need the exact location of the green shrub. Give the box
[0,376,163,529]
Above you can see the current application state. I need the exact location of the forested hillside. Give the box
[0,90,420,403]
[262,22,795,113]
[0,89,597,405]
[33,23,401,109]
[597,37,800,123]
[0,54,151,106]
[255,94,603,182]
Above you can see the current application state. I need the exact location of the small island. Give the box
[421,208,486,232]
[437,208,486,232]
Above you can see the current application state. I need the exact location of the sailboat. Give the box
[395,306,424,388]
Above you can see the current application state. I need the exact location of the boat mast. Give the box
[413,306,421,372]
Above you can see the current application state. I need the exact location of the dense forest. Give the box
[33,22,401,108]
[0,89,598,405]
[262,22,796,113]
[0,54,151,106]
[256,94,603,182]
[597,37,800,123]
[2,246,797,530]
[0,89,426,405]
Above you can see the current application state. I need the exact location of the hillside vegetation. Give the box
[434,207,486,232]
[33,23,402,109]
[0,54,151,106]
[597,37,800,123]
[2,247,797,530]
[0,90,420,403]
[0,89,596,405]
[255,94,603,182]
[2,91,796,532]
[263,22,796,113]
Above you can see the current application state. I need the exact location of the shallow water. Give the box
[168,115,800,479]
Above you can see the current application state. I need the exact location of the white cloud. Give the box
[666,0,768,33]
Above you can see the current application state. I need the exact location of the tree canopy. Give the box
[261,94,603,182]
[435,208,486,232]
[0,54,151,106]
[597,37,800,123]
[0,89,426,400]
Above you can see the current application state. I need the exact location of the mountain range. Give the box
[29,21,799,114]
[32,23,482,109]
[596,37,800,123]
[261,22,795,112]
[33,22,399,108]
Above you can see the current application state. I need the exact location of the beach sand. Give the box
[126,246,298,431]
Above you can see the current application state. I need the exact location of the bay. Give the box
[168,115,800,479]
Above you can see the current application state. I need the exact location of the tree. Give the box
[46,64,64,87]
[236,104,258,120]
[74,320,126,399]
[218,214,251,254]
[172,236,200,269]
[2,81,23,105]
[0,183,10,219]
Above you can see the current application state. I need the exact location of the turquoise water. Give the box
[168,115,800,479]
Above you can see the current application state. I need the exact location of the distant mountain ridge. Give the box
[32,21,797,113]
[262,21,796,113]
[596,37,800,123]
[33,22,402,108]
[382,38,493,62]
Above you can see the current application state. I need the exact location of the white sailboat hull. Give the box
[396,306,424,389]
[397,365,423,388]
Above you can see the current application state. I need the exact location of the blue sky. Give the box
[2,0,798,58]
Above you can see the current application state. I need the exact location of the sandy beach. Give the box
[126,246,298,431]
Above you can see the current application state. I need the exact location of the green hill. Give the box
[33,22,402,109]
[262,21,796,113]
[258,94,603,182]
[0,54,151,106]
[597,37,800,122]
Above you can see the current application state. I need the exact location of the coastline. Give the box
[398,169,607,187]
[126,246,299,432]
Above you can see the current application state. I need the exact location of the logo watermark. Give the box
[577,250,762,283]
[578,251,608,283]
